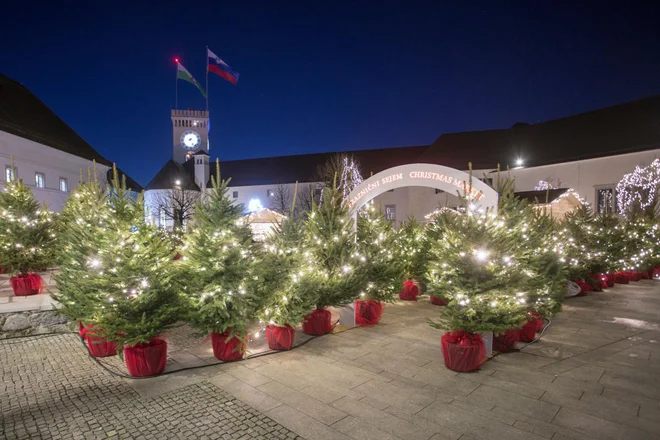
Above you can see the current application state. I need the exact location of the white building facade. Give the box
[0,73,139,212]
[147,95,660,226]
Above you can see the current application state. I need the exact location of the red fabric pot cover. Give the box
[652,268,660,279]
[87,335,117,357]
[519,315,543,342]
[10,273,43,296]
[493,329,520,353]
[302,308,332,335]
[355,300,384,327]
[429,295,447,306]
[606,273,616,288]
[399,280,419,301]
[641,271,650,280]
[441,331,487,372]
[572,279,592,295]
[124,338,167,377]
[631,271,641,282]
[589,273,608,290]
[266,324,295,350]
[615,272,630,284]
[211,329,247,361]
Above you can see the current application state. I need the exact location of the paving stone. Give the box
[331,415,401,440]
[552,407,656,440]
[465,385,560,423]
[266,404,351,440]
[207,374,283,413]
[257,380,347,425]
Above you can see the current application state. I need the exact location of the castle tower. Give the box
[171,109,210,163]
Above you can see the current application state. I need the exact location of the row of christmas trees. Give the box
[1,160,658,376]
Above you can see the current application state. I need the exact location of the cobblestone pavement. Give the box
[3,280,660,440]
[0,335,304,439]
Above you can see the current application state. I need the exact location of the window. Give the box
[59,177,68,192]
[597,186,616,214]
[267,189,275,198]
[35,172,45,188]
[385,205,396,221]
[388,189,395,193]
[158,208,166,228]
[232,191,238,199]
[5,166,15,183]
[479,177,494,187]
[435,189,444,194]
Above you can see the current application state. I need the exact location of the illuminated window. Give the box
[5,166,15,183]
[159,208,166,228]
[597,186,616,214]
[385,205,396,221]
[35,172,45,188]
[59,178,68,192]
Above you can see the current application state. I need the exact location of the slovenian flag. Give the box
[207,48,240,85]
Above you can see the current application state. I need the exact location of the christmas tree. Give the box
[496,177,565,318]
[356,203,403,302]
[53,168,110,323]
[394,217,430,286]
[181,163,258,342]
[302,178,368,310]
[0,162,57,280]
[425,172,531,335]
[254,212,320,328]
[88,170,183,347]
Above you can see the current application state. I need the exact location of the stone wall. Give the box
[0,310,72,339]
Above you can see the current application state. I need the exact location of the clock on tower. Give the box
[171,109,210,163]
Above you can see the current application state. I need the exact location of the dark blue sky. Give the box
[3,1,660,185]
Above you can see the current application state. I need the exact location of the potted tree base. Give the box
[429,295,447,306]
[354,300,384,327]
[124,338,168,377]
[519,314,544,343]
[615,272,631,284]
[211,329,247,361]
[441,331,487,372]
[87,335,117,358]
[302,308,332,335]
[266,324,295,350]
[493,329,520,353]
[10,273,43,296]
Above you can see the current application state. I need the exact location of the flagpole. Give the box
[205,46,209,112]
[175,61,179,109]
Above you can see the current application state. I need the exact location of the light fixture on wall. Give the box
[515,158,524,167]
[248,198,263,212]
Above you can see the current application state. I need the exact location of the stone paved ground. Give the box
[2,280,660,439]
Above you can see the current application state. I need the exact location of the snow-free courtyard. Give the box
[2,280,660,440]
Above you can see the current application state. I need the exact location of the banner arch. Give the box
[346,163,499,216]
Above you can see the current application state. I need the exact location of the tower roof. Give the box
[146,160,200,191]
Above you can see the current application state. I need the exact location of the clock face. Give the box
[181,130,201,150]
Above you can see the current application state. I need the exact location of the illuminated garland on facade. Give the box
[616,159,660,215]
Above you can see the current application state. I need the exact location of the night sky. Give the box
[3,1,660,185]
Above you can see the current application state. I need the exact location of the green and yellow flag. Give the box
[177,62,207,99]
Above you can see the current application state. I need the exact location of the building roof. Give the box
[0,73,141,191]
[146,160,200,191]
[190,94,660,187]
[206,145,428,187]
[421,94,660,170]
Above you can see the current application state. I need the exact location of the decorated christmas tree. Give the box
[394,217,430,286]
[254,208,322,347]
[425,207,530,335]
[356,203,403,302]
[0,162,57,295]
[496,176,565,318]
[302,178,368,312]
[86,170,183,374]
[181,163,259,359]
[53,169,110,326]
